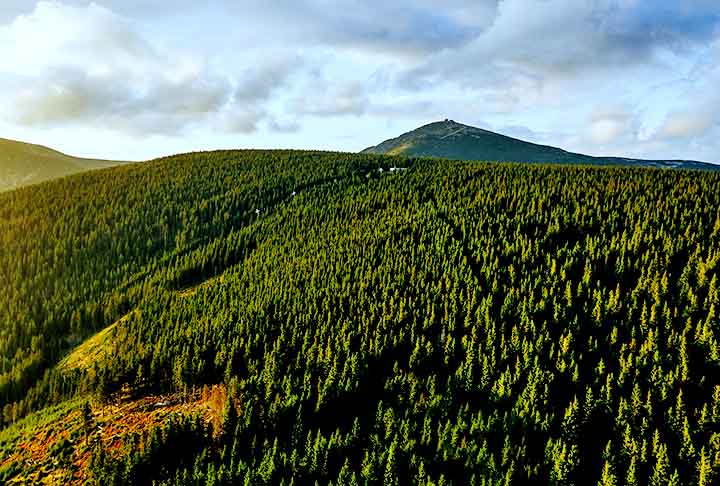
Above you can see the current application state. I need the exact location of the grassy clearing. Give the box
[0,387,226,485]
[57,313,134,373]
[387,142,414,155]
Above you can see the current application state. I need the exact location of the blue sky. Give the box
[0,0,719,162]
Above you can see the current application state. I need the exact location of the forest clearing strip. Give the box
[57,312,136,373]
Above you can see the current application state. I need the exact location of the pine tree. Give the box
[221,393,238,441]
[650,442,670,486]
[597,461,616,486]
[698,447,713,486]
[625,456,638,486]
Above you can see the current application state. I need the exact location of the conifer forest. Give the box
[1,150,720,485]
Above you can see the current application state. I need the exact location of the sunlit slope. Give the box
[1,150,720,484]
[0,138,126,191]
[363,120,719,169]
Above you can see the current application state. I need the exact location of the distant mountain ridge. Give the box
[0,138,127,191]
[362,120,718,170]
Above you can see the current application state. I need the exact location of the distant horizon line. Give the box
[3,120,717,166]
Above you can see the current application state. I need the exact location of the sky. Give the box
[0,1,719,162]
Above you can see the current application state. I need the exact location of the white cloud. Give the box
[215,109,264,134]
[658,111,715,139]
[586,108,634,144]
[268,119,301,134]
[588,119,626,144]
[229,0,498,56]
[289,83,368,117]
[0,2,157,77]
[1,1,720,162]
[643,39,720,146]
[0,2,298,135]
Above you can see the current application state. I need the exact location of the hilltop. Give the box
[362,120,718,170]
[0,138,127,191]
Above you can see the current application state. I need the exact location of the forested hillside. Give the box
[1,150,720,485]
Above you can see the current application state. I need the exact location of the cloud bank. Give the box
[0,2,301,135]
[0,1,719,161]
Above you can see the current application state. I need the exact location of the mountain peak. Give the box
[422,119,468,131]
[362,120,717,170]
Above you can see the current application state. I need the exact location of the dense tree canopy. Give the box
[1,150,719,485]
